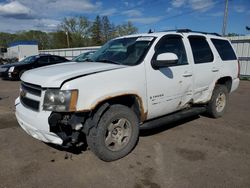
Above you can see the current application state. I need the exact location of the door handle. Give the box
[212,67,219,72]
[182,72,193,77]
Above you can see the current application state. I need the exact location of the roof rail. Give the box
[176,29,221,36]
[161,29,221,36]
[176,29,192,33]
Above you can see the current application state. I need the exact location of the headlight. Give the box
[43,89,78,112]
[8,66,15,72]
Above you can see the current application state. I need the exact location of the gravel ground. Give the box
[0,79,249,188]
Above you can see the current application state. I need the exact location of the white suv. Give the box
[15,30,240,161]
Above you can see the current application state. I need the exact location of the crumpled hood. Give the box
[21,62,126,87]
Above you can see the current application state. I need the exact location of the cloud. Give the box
[209,11,223,17]
[171,0,215,12]
[100,8,117,16]
[137,1,144,6]
[48,0,102,13]
[34,19,61,31]
[0,1,34,19]
[166,7,173,13]
[122,9,142,17]
[128,17,162,24]
[124,1,129,7]
[171,0,186,8]
[19,0,102,17]
[189,0,215,12]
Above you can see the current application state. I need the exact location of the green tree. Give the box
[227,33,243,37]
[116,21,138,36]
[0,32,16,47]
[0,15,138,50]
[14,30,50,49]
[59,16,91,47]
[91,15,102,45]
[49,31,68,49]
[101,16,112,43]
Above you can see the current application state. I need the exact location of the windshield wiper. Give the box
[96,59,121,65]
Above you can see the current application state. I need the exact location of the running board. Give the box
[140,107,206,130]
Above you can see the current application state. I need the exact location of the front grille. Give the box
[20,81,42,111]
[21,82,42,96]
[20,95,40,111]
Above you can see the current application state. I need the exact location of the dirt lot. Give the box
[0,79,249,188]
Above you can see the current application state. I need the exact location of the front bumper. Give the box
[15,97,63,145]
[0,71,8,77]
[0,71,18,79]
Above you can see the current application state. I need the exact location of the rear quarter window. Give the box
[211,39,237,60]
[188,36,214,64]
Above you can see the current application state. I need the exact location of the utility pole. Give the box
[222,0,229,36]
[66,31,70,48]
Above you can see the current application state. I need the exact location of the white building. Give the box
[7,41,39,60]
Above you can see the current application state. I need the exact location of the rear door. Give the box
[145,34,193,119]
[188,36,219,103]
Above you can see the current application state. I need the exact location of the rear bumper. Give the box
[15,97,63,145]
[231,78,240,93]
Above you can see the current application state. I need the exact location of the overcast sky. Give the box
[0,0,249,35]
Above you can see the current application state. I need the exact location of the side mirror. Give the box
[152,52,178,69]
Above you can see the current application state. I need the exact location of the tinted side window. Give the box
[154,35,188,65]
[211,39,237,60]
[189,37,214,64]
[37,56,49,64]
[49,56,65,63]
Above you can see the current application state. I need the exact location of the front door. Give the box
[145,35,193,120]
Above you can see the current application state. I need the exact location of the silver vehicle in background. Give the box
[72,51,96,62]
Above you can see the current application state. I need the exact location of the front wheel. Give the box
[87,104,139,161]
[207,85,229,118]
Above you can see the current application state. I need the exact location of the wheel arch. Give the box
[85,94,147,123]
[215,76,233,92]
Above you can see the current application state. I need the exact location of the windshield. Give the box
[20,56,36,64]
[72,51,95,62]
[90,36,155,66]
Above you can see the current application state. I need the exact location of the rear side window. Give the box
[37,56,49,64]
[49,56,66,63]
[189,36,214,64]
[211,39,237,60]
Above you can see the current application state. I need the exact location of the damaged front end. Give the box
[48,103,110,148]
[48,112,89,148]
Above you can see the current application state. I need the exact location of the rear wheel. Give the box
[87,104,139,161]
[207,85,229,118]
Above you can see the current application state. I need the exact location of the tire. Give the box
[207,85,229,118]
[87,104,139,161]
